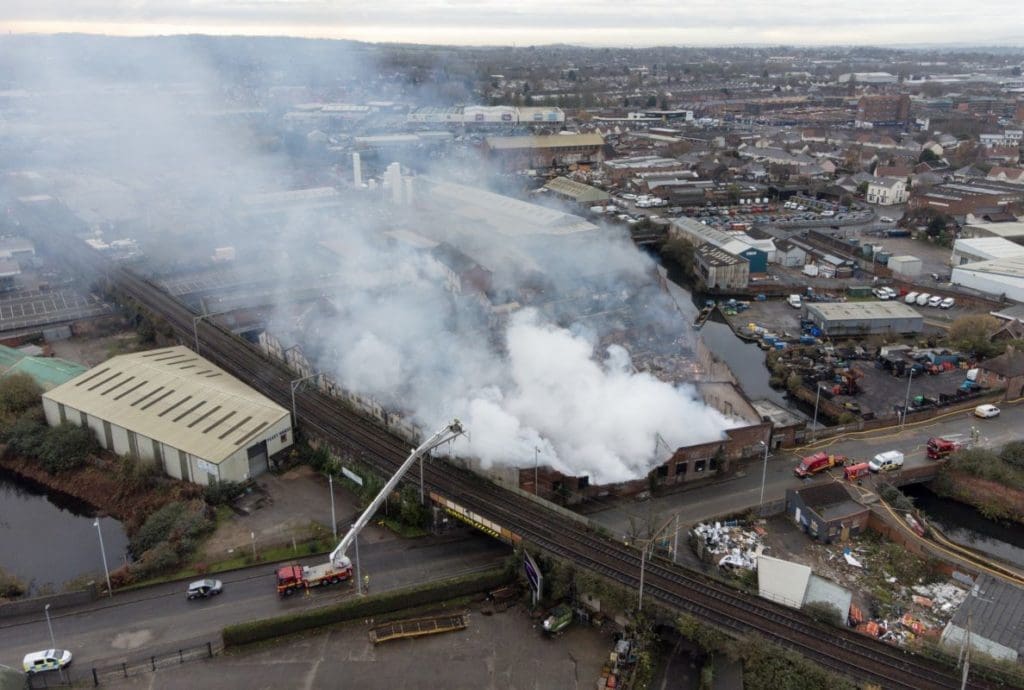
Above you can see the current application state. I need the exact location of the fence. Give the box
[27,641,219,688]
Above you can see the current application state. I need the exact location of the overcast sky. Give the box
[2,0,1022,47]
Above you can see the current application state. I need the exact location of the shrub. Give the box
[0,566,26,599]
[37,423,99,473]
[999,441,1024,470]
[115,454,163,491]
[130,501,212,559]
[203,480,247,506]
[0,373,43,416]
[1,411,48,456]
[130,542,180,580]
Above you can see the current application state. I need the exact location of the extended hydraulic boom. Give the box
[329,419,465,569]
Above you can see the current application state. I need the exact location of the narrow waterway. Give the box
[903,483,1024,569]
[660,262,792,410]
[0,469,130,595]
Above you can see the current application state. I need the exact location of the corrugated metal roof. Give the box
[950,574,1024,656]
[757,555,811,609]
[542,177,610,203]
[485,133,604,150]
[42,346,289,463]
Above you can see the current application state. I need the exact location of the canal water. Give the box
[0,469,130,595]
[903,483,1024,569]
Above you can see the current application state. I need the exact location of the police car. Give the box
[23,649,73,674]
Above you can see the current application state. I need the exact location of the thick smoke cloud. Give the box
[2,35,740,485]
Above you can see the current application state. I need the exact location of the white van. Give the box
[869,450,905,472]
[915,293,931,306]
[787,294,803,309]
[904,292,919,304]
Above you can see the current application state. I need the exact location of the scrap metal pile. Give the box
[691,521,767,570]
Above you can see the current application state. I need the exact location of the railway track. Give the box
[19,209,995,688]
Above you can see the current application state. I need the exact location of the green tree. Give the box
[0,372,43,416]
[0,411,47,456]
[947,315,1001,359]
[919,148,940,164]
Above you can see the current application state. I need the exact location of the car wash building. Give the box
[41,346,293,484]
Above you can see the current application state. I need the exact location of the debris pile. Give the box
[691,521,767,570]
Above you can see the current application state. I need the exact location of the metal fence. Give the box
[26,641,219,688]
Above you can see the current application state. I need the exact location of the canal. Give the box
[903,483,1024,569]
[0,469,130,596]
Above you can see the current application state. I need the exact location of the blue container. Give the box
[773,342,786,350]
[799,335,817,345]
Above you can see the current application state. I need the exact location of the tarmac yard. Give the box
[101,606,612,690]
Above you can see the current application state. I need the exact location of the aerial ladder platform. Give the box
[368,613,468,644]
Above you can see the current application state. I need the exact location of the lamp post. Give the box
[44,604,56,650]
[289,373,320,427]
[93,519,112,597]
[901,368,916,429]
[811,384,821,441]
[328,474,337,540]
[758,440,770,508]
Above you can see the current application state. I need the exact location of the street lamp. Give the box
[93,519,112,597]
[289,373,321,427]
[757,440,770,508]
[44,604,56,650]
[901,368,916,429]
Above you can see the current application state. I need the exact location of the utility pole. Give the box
[901,368,915,429]
[534,446,540,495]
[811,384,821,441]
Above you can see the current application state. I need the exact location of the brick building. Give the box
[484,134,604,170]
[855,95,911,127]
[909,179,1024,216]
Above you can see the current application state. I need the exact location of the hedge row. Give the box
[222,567,513,647]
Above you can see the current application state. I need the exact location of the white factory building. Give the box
[952,257,1024,304]
[42,347,293,485]
[950,237,1024,266]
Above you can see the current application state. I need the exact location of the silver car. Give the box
[186,579,223,599]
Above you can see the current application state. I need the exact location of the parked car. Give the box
[904,291,920,304]
[787,294,803,309]
[872,288,889,300]
[940,297,955,309]
[880,216,895,223]
[927,295,943,307]
[883,287,898,299]
[187,579,223,599]
[974,404,1001,419]
[23,650,73,674]
[916,293,931,306]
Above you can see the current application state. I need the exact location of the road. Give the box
[0,531,508,673]
[587,400,1023,538]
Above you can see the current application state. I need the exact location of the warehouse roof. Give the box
[954,256,1024,279]
[953,237,1024,260]
[805,301,922,320]
[0,345,87,390]
[43,346,289,463]
[949,574,1024,659]
[542,177,610,203]
[485,133,604,150]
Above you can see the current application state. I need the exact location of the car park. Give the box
[187,578,223,599]
[927,295,943,307]
[974,404,1000,419]
[940,297,955,309]
[23,650,73,674]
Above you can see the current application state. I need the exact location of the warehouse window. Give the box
[709,456,719,471]
[280,431,289,444]
[676,462,687,476]
[657,465,668,478]
[695,460,706,473]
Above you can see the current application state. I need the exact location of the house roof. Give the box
[542,176,610,203]
[42,346,289,463]
[980,349,1024,378]
[948,574,1024,658]
[0,345,87,390]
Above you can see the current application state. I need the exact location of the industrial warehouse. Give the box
[802,301,924,336]
[41,346,293,484]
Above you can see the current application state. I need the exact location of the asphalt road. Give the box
[0,530,508,673]
[587,400,1023,539]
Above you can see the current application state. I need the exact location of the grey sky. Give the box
[3,0,1022,46]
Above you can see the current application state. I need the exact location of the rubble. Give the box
[691,521,766,570]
